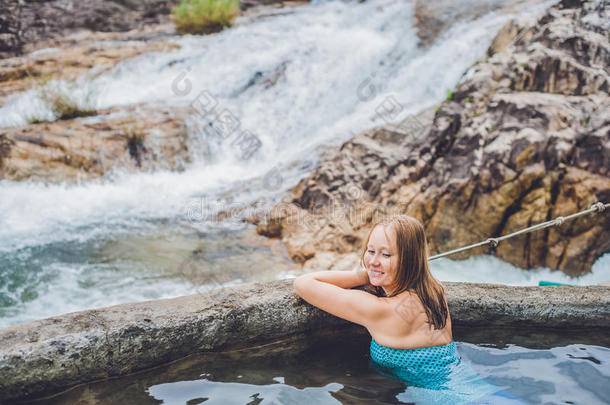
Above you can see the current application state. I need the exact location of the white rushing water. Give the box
[0,0,607,329]
[431,253,610,286]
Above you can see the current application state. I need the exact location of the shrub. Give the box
[172,0,240,35]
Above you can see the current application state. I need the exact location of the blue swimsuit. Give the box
[370,339,526,404]
[369,338,460,388]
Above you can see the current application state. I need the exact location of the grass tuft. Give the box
[40,87,97,121]
[172,0,240,35]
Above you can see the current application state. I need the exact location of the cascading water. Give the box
[0,0,606,329]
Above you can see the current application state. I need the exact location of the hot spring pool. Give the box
[23,327,610,405]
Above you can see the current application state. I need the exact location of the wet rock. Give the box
[231,61,289,97]
[0,105,192,182]
[256,0,610,276]
[0,279,607,402]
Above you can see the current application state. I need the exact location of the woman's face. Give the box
[364,224,397,291]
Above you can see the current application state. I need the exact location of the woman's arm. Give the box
[294,267,369,289]
[292,267,387,328]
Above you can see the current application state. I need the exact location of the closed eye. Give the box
[382,253,391,258]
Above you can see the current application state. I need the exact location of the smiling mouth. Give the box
[371,270,385,275]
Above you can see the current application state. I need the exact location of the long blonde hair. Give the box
[359,215,449,330]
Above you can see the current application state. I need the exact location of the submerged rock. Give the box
[255,0,610,276]
[0,279,608,402]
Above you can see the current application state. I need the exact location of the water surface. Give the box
[26,327,610,404]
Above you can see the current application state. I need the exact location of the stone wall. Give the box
[0,280,608,402]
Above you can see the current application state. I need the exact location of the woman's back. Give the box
[365,288,457,390]
[365,289,453,350]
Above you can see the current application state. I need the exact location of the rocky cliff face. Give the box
[255,0,610,276]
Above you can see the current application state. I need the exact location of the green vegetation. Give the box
[172,0,239,35]
[463,97,470,103]
[446,89,453,101]
[40,86,97,121]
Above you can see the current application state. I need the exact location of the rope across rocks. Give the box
[429,202,609,261]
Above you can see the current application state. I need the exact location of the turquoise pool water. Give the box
[26,327,610,404]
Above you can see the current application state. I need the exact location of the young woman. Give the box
[293,214,458,386]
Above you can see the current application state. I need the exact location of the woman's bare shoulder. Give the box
[389,290,425,318]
